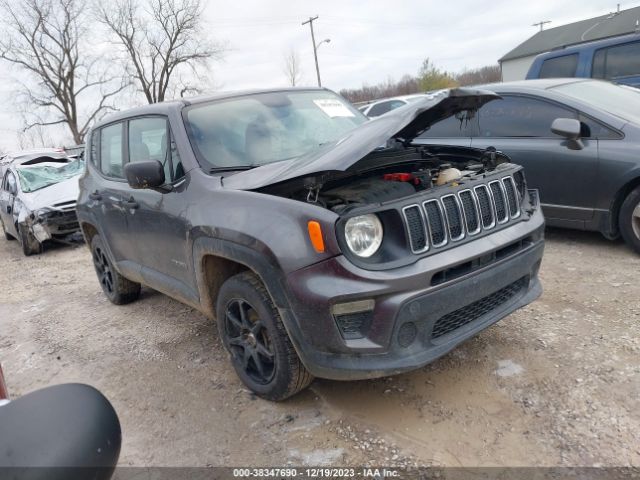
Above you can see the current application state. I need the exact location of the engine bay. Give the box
[261,145,511,214]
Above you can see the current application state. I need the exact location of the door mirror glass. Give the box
[124,160,165,189]
[551,117,584,150]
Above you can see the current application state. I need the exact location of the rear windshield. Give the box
[551,80,640,124]
[16,159,84,193]
[183,90,367,170]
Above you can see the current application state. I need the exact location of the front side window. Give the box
[128,117,171,182]
[478,96,577,138]
[592,41,640,79]
[184,90,366,170]
[539,54,579,78]
[100,123,124,178]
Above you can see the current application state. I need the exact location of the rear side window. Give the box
[479,96,577,138]
[592,41,640,79]
[100,123,124,178]
[88,130,98,166]
[539,54,579,78]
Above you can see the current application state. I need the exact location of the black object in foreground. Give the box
[0,383,121,480]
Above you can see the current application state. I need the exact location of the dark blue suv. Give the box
[526,33,640,88]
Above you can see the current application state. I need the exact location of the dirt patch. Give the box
[0,228,638,466]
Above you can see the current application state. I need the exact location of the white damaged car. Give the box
[0,151,83,255]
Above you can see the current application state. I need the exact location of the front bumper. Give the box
[27,208,80,243]
[280,203,545,381]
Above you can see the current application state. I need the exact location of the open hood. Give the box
[223,88,500,190]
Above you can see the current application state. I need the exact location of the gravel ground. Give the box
[0,228,638,467]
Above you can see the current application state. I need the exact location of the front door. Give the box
[123,116,195,301]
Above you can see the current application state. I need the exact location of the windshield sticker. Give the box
[313,99,355,118]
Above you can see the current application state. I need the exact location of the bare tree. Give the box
[282,49,302,87]
[0,0,127,144]
[98,0,224,104]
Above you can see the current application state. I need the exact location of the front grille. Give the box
[424,200,447,246]
[403,175,522,254]
[442,195,464,241]
[489,181,508,223]
[431,276,528,339]
[402,205,428,252]
[474,185,495,229]
[502,177,520,218]
[459,190,480,235]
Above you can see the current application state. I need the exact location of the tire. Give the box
[18,223,41,256]
[216,272,313,401]
[90,235,141,305]
[619,186,640,254]
[1,219,15,241]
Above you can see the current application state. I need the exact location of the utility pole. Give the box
[302,15,322,87]
[532,20,551,31]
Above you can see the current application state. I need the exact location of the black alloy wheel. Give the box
[224,298,276,385]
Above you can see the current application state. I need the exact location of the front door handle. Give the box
[124,197,139,209]
[89,190,102,201]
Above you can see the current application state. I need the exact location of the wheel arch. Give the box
[193,237,290,320]
[80,221,99,245]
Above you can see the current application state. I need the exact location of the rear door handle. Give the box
[124,197,139,209]
[89,191,102,201]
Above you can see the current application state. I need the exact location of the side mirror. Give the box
[124,160,165,190]
[551,118,584,150]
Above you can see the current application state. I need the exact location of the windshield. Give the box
[184,90,367,170]
[16,159,84,193]
[552,80,640,124]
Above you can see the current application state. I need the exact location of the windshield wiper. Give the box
[208,165,257,174]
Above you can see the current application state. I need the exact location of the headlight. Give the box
[344,214,383,258]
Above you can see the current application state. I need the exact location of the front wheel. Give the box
[90,235,141,304]
[619,186,640,254]
[216,272,313,401]
[18,224,41,256]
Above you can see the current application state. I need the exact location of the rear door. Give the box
[0,170,19,238]
[91,121,140,267]
[470,94,599,224]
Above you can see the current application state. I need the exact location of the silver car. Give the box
[0,150,83,255]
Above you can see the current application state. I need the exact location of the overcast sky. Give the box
[0,0,635,150]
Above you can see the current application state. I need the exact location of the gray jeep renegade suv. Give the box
[77,87,545,400]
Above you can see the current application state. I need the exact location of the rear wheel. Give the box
[90,235,141,304]
[18,224,41,256]
[1,219,14,241]
[216,272,313,401]
[619,186,640,254]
